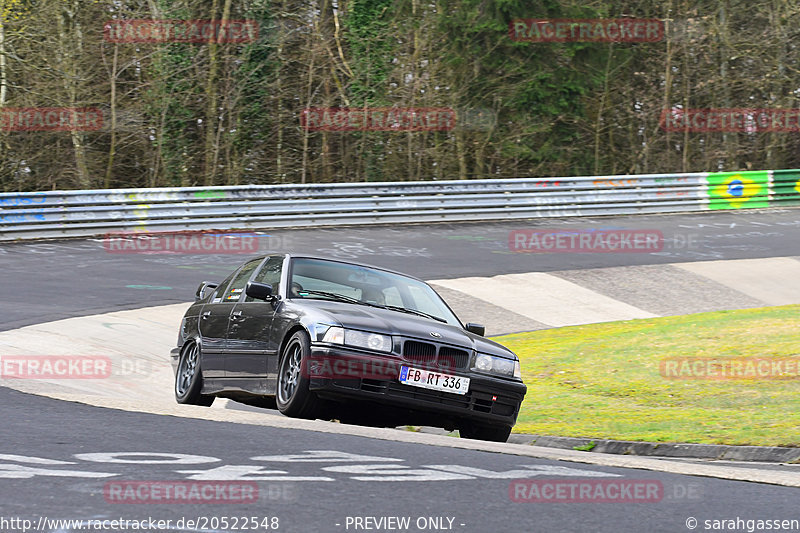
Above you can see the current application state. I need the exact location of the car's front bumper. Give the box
[169,346,181,374]
[307,344,526,428]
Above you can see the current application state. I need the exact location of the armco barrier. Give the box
[0,169,798,241]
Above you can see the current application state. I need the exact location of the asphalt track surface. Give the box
[2,209,800,331]
[3,386,800,533]
[2,209,800,532]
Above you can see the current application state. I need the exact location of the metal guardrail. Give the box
[1,169,798,241]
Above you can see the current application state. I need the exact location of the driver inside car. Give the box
[360,287,385,306]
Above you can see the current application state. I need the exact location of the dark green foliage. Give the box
[2,0,800,189]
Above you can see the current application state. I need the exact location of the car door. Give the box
[198,258,263,379]
[226,255,285,392]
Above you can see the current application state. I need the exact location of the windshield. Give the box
[289,257,461,326]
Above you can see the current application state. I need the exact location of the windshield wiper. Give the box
[381,305,448,323]
[297,290,364,304]
[299,290,448,323]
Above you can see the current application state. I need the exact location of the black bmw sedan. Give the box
[171,254,527,442]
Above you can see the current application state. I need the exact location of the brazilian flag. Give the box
[771,169,800,206]
[706,171,768,210]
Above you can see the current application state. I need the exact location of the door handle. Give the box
[201,311,212,320]
[231,311,243,317]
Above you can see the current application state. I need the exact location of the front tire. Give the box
[175,342,214,407]
[276,331,321,419]
[459,422,512,442]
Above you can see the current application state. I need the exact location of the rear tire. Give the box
[175,342,214,407]
[459,422,512,442]
[276,331,321,419]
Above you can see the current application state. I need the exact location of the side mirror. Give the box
[195,281,219,302]
[245,281,273,301]
[465,323,485,336]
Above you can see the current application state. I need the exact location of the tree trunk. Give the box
[0,16,7,106]
[104,43,118,189]
[58,1,90,188]
[203,0,221,186]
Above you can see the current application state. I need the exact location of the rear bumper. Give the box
[307,344,526,428]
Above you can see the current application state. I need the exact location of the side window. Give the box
[222,258,263,303]
[210,272,237,302]
[245,256,283,302]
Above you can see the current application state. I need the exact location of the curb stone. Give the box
[506,434,800,463]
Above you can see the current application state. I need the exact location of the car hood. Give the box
[299,300,516,359]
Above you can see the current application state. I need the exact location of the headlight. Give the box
[320,326,392,353]
[472,353,521,378]
[345,329,393,352]
[321,326,344,344]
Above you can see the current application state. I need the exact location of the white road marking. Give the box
[0,464,117,479]
[431,272,657,327]
[675,257,800,305]
[74,452,219,464]
[177,465,334,482]
[0,451,618,483]
[251,450,402,463]
[0,454,75,465]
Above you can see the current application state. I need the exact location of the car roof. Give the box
[261,253,427,283]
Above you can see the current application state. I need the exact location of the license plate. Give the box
[399,366,470,395]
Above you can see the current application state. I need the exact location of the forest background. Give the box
[0,0,796,191]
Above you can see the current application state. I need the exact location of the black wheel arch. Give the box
[278,324,312,357]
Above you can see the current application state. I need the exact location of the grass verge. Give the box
[494,304,800,446]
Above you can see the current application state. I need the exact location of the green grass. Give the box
[493,305,800,446]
